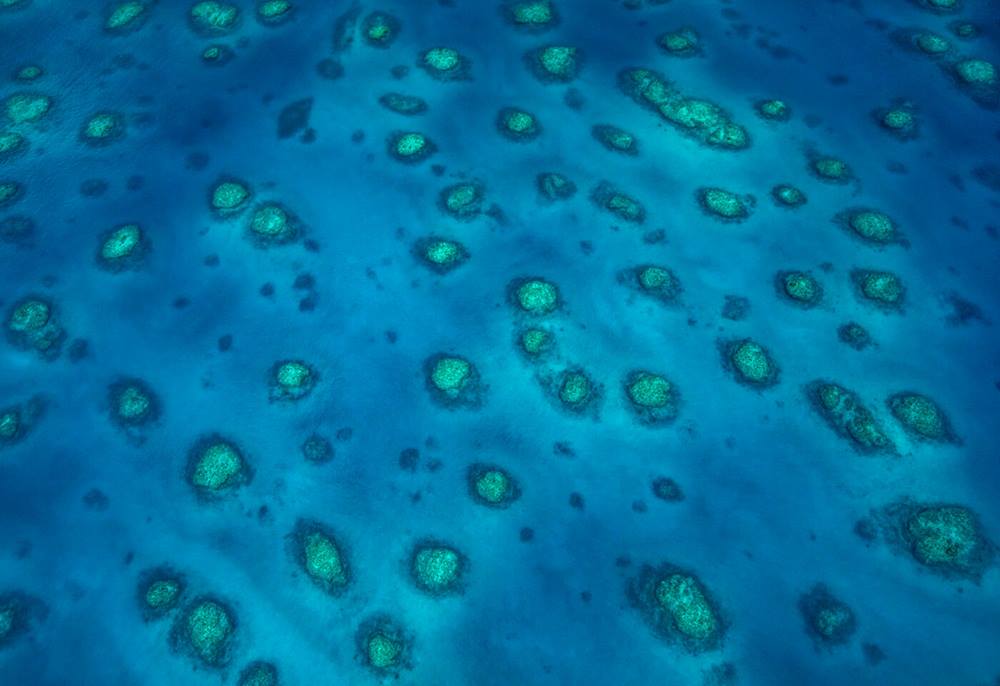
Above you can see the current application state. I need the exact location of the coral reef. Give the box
[97,223,149,271]
[413,236,469,274]
[424,353,484,408]
[721,338,779,388]
[886,391,957,443]
[5,296,65,359]
[185,434,252,498]
[268,359,317,401]
[467,462,521,508]
[409,539,468,596]
[290,519,351,595]
[806,381,893,454]
[775,270,823,308]
[624,371,680,426]
[798,584,857,647]
[873,499,995,581]
[137,566,185,621]
[592,124,639,155]
[592,181,645,223]
[171,596,237,667]
[619,68,750,151]
[697,187,753,222]
[629,562,725,653]
[851,269,905,311]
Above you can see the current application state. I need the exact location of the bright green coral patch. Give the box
[771,184,806,207]
[389,131,435,162]
[513,278,559,315]
[810,381,892,453]
[532,45,578,81]
[248,202,298,245]
[411,542,465,595]
[506,0,556,29]
[888,392,953,442]
[468,463,520,507]
[727,339,778,387]
[4,92,51,124]
[80,111,125,146]
[756,99,789,121]
[778,270,823,307]
[189,1,240,35]
[210,178,251,214]
[656,574,719,641]
[105,1,149,32]
[295,520,350,593]
[99,223,143,267]
[698,187,751,221]
[852,269,905,309]
[178,598,235,667]
[187,437,248,494]
[845,209,898,245]
[954,58,997,85]
[497,107,540,140]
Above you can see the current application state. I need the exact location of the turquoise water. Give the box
[1,1,999,684]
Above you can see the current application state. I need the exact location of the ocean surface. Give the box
[1,0,999,684]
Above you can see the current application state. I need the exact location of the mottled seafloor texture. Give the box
[1,0,1000,684]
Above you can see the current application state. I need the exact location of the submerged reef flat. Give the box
[851,269,906,312]
[592,124,639,155]
[697,187,754,222]
[104,1,155,35]
[290,518,351,595]
[886,391,958,443]
[539,365,602,418]
[527,45,580,82]
[424,353,484,409]
[503,0,558,31]
[624,370,680,426]
[209,176,252,217]
[97,223,149,271]
[720,338,780,389]
[108,377,159,434]
[5,295,65,359]
[870,499,995,581]
[508,276,561,316]
[806,381,893,454]
[408,539,468,596]
[619,68,750,151]
[247,202,300,247]
[268,359,317,402]
[771,183,807,208]
[238,661,279,686]
[629,562,726,653]
[536,172,576,201]
[775,270,824,308]
[834,208,907,247]
[0,591,47,649]
[388,131,436,163]
[592,181,645,223]
[467,462,521,508]
[798,584,857,648]
[171,595,237,668]
[438,180,485,220]
[0,395,44,450]
[657,27,701,58]
[412,236,469,273]
[496,107,541,142]
[137,566,186,622]
[621,264,683,305]
[355,614,411,676]
[418,47,470,81]
[185,434,252,498]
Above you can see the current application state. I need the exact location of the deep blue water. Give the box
[1,0,999,684]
